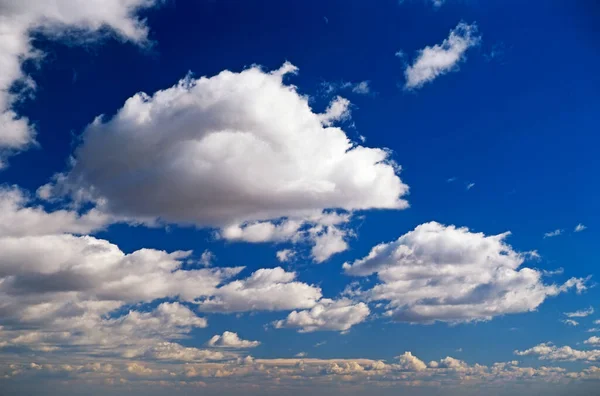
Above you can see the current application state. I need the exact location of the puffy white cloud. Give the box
[207,332,260,348]
[42,63,408,237]
[404,22,480,90]
[585,337,600,346]
[343,222,588,323]
[0,0,159,165]
[395,352,427,371]
[564,307,594,318]
[199,250,215,267]
[0,186,109,237]
[575,223,587,232]
[310,224,349,263]
[196,267,322,313]
[544,229,563,238]
[274,298,369,332]
[515,343,600,362]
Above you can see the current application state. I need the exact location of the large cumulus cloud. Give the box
[344,221,588,323]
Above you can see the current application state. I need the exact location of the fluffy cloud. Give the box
[585,337,600,346]
[196,267,322,313]
[564,307,594,318]
[562,319,579,326]
[41,63,408,260]
[0,186,109,237]
[515,343,600,362]
[404,22,480,90]
[574,223,587,232]
[276,249,296,262]
[395,352,427,371]
[274,299,370,332]
[343,222,588,323]
[0,0,159,166]
[207,332,260,348]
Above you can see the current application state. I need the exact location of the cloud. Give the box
[207,332,260,348]
[404,22,481,90]
[515,343,600,362]
[584,337,600,346]
[561,319,579,327]
[276,249,296,262]
[575,223,587,232]
[41,63,408,261]
[564,307,594,318]
[196,267,322,313]
[321,81,371,95]
[199,250,215,267]
[43,63,408,227]
[0,186,110,237]
[0,0,160,166]
[395,352,427,371]
[274,299,370,332]
[343,221,588,323]
[544,229,563,238]
[466,182,475,190]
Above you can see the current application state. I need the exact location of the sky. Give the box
[0,0,599,394]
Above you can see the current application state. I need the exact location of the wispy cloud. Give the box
[564,307,594,318]
[404,22,481,90]
[466,182,475,190]
[544,229,563,238]
[575,223,587,232]
[561,319,579,327]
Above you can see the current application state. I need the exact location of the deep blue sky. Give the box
[1,0,599,393]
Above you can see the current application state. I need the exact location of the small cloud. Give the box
[564,307,594,318]
[200,249,215,267]
[466,182,475,190]
[295,352,307,357]
[544,229,563,238]
[542,267,564,276]
[455,348,463,352]
[323,16,329,24]
[524,250,541,261]
[574,223,587,232]
[561,319,579,327]
[276,249,296,263]
[314,341,327,347]
[395,50,405,59]
[484,42,506,62]
[586,328,600,333]
[447,177,457,183]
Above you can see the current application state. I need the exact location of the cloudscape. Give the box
[0,1,598,395]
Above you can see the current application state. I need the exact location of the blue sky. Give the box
[0,0,599,394]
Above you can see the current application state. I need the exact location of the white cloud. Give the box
[587,328,600,333]
[276,249,296,263]
[196,267,322,313]
[0,0,159,166]
[310,224,349,263]
[343,221,588,323]
[404,22,481,90]
[561,319,579,327]
[274,299,370,332]
[564,307,594,318]
[199,250,215,267]
[585,337,600,346]
[515,343,600,362]
[544,229,563,238]
[207,332,260,349]
[295,352,307,357]
[395,352,427,371]
[43,63,408,228]
[0,186,110,237]
[321,81,371,95]
[575,223,587,232]
[596,320,600,325]
[466,182,475,190]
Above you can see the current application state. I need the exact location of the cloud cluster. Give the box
[344,222,587,323]
[404,22,480,90]
[274,299,370,332]
[0,0,159,166]
[515,343,600,362]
